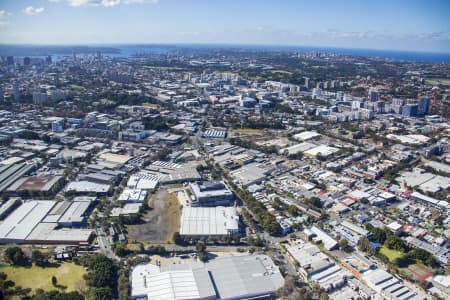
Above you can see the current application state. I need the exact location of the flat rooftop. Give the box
[131,254,284,300]
[0,200,55,242]
[179,206,238,236]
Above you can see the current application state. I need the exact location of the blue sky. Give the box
[0,0,449,52]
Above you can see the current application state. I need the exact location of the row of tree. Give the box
[82,254,116,300]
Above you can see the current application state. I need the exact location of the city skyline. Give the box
[0,0,449,53]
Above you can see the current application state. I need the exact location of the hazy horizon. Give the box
[1,43,450,55]
[0,0,449,53]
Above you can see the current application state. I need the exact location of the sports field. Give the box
[400,263,432,282]
[425,78,450,86]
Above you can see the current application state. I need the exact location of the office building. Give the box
[418,97,430,116]
[33,92,48,105]
[402,104,419,117]
[13,82,20,100]
[368,89,379,101]
[189,181,234,206]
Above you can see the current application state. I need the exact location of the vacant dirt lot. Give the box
[127,188,181,244]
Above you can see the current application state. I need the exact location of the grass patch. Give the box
[233,128,266,135]
[165,193,181,242]
[425,78,450,86]
[126,243,143,251]
[379,246,403,262]
[143,66,183,71]
[67,84,84,90]
[0,262,86,295]
[271,70,292,74]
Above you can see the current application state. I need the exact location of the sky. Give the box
[0,0,449,52]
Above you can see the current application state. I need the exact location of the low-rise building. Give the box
[179,206,239,238]
[131,254,284,300]
[189,181,234,206]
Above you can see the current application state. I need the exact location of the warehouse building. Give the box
[303,144,339,158]
[279,142,316,156]
[286,240,350,291]
[118,188,148,203]
[229,162,269,187]
[362,268,422,300]
[65,181,110,194]
[131,254,284,300]
[127,170,162,192]
[409,192,449,210]
[7,175,63,193]
[179,206,239,238]
[0,200,93,244]
[293,131,321,141]
[0,162,35,193]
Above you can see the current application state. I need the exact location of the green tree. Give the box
[172,232,182,245]
[114,243,129,257]
[305,197,322,209]
[88,287,113,300]
[287,205,300,217]
[196,241,207,262]
[4,247,26,266]
[17,130,40,140]
[370,227,387,244]
[84,254,115,288]
[320,292,330,300]
[34,290,84,300]
[357,237,375,255]
[51,276,57,287]
[32,250,48,267]
[339,239,349,251]
[384,235,408,252]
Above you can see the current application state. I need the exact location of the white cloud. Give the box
[66,0,158,7]
[23,6,45,15]
[0,10,12,27]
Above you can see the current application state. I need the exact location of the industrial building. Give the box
[147,161,202,184]
[118,188,148,203]
[286,240,351,292]
[65,181,110,194]
[179,206,239,238]
[7,175,63,193]
[0,200,94,244]
[0,162,35,193]
[293,131,321,141]
[131,254,284,300]
[362,268,422,300]
[334,220,371,246]
[303,144,339,158]
[189,181,234,206]
[229,162,269,187]
[203,129,227,139]
[127,170,162,191]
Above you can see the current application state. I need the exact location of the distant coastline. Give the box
[0,43,449,63]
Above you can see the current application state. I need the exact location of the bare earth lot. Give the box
[127,189,181,244]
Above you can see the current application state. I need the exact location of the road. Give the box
[96,228,119,261]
